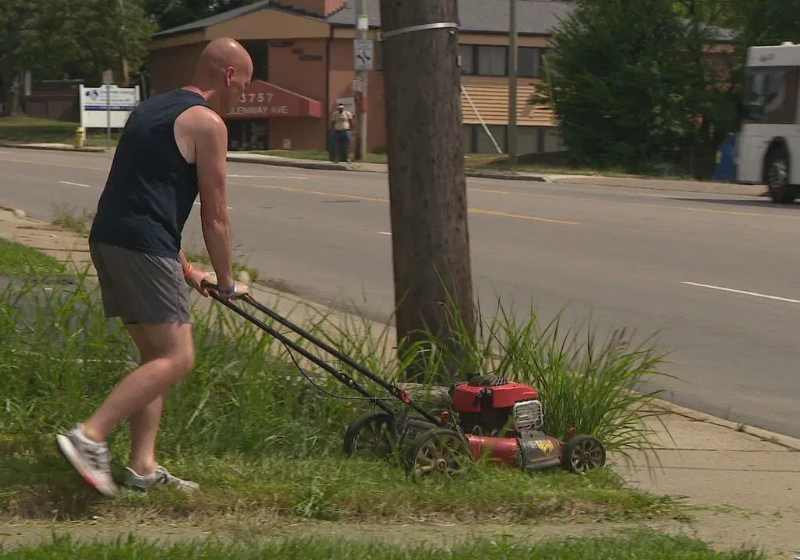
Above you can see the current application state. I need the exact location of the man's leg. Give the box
[56,321,193,496]
[81,322,193,443]
[122,324,170,477]
[118,323,200,494]
[56,242,195,496]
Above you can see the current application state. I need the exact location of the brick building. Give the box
[147,0,733,155]
[147,0,576,155]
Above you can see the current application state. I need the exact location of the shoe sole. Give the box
[56,434,119,497]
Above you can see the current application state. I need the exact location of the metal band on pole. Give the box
[381,22,459,40]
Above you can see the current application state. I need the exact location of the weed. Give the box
[51,203,95,237]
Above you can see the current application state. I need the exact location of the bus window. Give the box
[744,66,799,124]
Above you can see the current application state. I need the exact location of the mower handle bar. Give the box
[200,281,441,425]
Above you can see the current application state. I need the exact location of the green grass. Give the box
[254,149,707,180]
[0,530,765,559]
[0,247,679,524]
[0,236,66,275]
[0,116,120,147]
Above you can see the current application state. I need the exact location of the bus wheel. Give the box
[766,147,795,204]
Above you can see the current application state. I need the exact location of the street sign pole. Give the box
[103,70,113,150]
[354,0,369,160]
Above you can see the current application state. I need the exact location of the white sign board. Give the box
[354,39,374,71]
[79,84,140,129]
[357,14,369,30]
[353,74,368,94]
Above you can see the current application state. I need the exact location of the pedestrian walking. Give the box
[55,37,254,497]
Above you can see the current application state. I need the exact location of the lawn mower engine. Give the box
[451,374,599,473]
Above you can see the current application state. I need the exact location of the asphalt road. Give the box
[2,147,799,438]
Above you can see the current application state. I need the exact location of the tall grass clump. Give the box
[312,285,676,456]
[0,274,370,463]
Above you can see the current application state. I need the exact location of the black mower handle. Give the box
[199,279,441,425]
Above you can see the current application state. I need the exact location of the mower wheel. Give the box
[562,434,606,474]
[404,428,473,483]
[343,410,396,459]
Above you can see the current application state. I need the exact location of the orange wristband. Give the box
[183,263,193,278]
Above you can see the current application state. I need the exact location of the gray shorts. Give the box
[89,242,191,325]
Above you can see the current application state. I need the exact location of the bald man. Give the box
[55,38,254,496]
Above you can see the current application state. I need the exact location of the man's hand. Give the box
[184,267,212,297]
[217,281,251,300]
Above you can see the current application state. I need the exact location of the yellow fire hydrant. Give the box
[74,127,85,149]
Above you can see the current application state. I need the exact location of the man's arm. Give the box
[194,110,235,291]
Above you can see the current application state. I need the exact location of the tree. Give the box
[533,0,728,172]
[58,0,158,87]
[0,0,158,115]
[378,0,476,383]
[144,0,263,30]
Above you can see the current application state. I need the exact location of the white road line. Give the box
[377,231,391,236]
[681,282,800,304]
[59,180,90,188]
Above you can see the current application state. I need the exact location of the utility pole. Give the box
[354,0,368,160]
[508,0,518,164]
[379,0,476,383]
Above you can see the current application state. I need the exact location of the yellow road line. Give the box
[228,181,579,225]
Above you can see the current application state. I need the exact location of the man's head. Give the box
[337,103,344,113]
[187,38,253,115]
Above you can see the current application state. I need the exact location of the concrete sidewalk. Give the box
[0,206,798,558]
[0,140,766,197]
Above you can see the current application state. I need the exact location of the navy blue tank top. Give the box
[89,89,212,259]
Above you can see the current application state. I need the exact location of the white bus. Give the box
[736,42,800,203]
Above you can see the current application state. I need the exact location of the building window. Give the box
[460,45,507,76]
[474,124,507,154]
[516,126,539,155]
[477,46,507,76]
[242,40,269,81]
[518,47,542,78]
[458,45,475,74]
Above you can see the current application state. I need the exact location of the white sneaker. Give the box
[56,424,118,497]
[123,465,199,494]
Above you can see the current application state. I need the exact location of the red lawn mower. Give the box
[206,284,607,481]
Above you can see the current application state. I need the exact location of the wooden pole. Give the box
[508,0,518,164]
[379,0,476,383]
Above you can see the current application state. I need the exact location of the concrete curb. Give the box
[0,142,106,153]
[226,154,562,182]
[226,155,351,172]
[650,397,800,452]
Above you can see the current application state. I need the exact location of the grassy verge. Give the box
[0,236,66,275]
[0,237,680,526]
[0,116,120,147]
[0,529,765,559]
[254,150,708,181]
